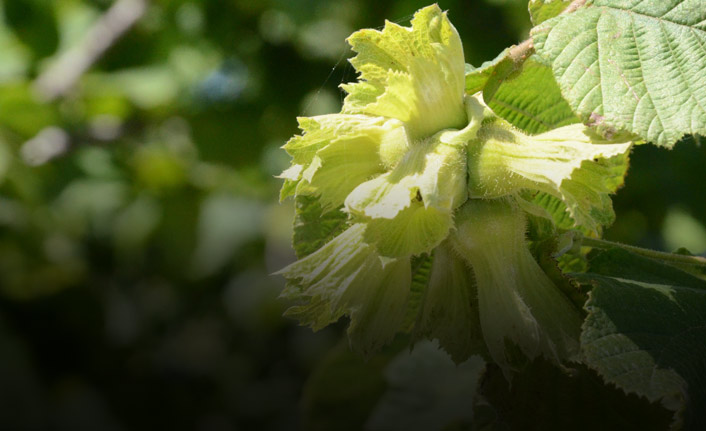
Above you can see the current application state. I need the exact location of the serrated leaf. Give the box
[584,247,706,289]
[531,192,580,231]
[487,58,580,134]
[292,195,348,259]
[574,248,706,429]
[532,0,706,147]
[528,0,572,26]
[367,341,485,431]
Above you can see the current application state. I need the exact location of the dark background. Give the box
[0,0,704,430]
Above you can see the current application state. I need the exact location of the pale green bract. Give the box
[467,119,631,233]
[279,223,411,355]
[279,115,404,211]
[278,5,633,375]
[345,96,486,257]
[342,4,467,141]
[450,199,582,376]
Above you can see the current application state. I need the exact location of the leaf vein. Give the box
[659,20,706,124]
[595,13,606,118]
[490,98,553,129]
[629,13,664,143]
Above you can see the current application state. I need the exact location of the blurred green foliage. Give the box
[0,0,704,430]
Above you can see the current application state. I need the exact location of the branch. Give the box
[508,38,535,66]
[508,0,589,69]
[34,0,148,101]
[581,237,706,269]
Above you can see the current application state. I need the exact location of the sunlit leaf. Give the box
[532,0,706,147]
[487,58,579,134]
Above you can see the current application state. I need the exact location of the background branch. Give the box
[34,0,148,101]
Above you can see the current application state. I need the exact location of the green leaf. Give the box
[487,58,580,134]
[583,247,706,289]
[532,0,706,147]
[367,341,485,431]
[518,191,578,232]
[464,48,513,100]
[343,4,467,140]
[292,194,348,258]
[528,0,572,26]
[575,248,706,429]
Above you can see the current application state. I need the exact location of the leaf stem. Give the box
[581,236,706,268]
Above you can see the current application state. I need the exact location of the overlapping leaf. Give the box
[464,48,514,101]
[574,249,706,429]
[532,0,706,147]
[529,0,572,26]
[487,58,579,134]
